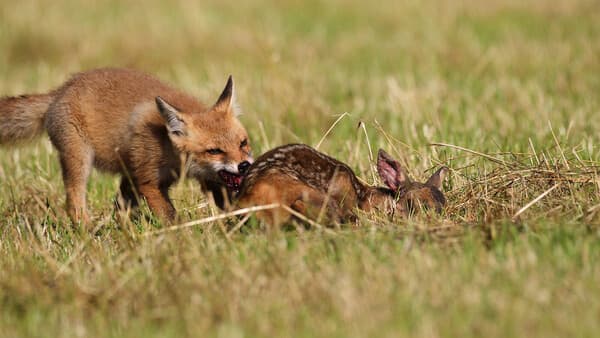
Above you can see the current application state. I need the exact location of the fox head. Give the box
[375,149,448,216]
[155,76,253,192]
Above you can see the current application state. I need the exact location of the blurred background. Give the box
[2,0,598,157]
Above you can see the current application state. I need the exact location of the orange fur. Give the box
[0,68,253,224]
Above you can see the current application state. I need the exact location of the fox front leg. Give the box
[137,183,176,222]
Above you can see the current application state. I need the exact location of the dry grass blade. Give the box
[512,183,561,221]
[280,205,337,236]
[443,141,598,222]
[549,121,570,170]
[430,142,510,166]
[258,121,272,150]
[358,120,377,183]
[54,221,105,278]
[226,213,252,238]
[144,204,281,236]
[314,112,350,150]
[587,203,600,213]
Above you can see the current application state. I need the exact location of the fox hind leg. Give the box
[57,141,93,225]
[46,103,95,226]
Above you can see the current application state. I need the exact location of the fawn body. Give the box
[236,144,448,226]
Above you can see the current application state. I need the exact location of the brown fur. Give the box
[0,93,55,143]
[236,144,448,227]
[0,68,253,224]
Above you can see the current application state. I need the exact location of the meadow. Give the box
[1,0,599,337]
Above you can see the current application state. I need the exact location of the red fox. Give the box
[0,68,253,224]
[235,144,448,226]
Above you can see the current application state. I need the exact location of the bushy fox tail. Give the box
[0,92,55,144]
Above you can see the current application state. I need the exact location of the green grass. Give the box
[1,0,600,337]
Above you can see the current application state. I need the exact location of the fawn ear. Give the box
[213,75,240,116]
[426,166,449,190]
[377,149,410,191]
[156,96,186,137]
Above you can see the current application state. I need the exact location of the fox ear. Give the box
[377,149,410,191]
[426,166,449,190]
[213,75,240,116]
[156,96,185,136]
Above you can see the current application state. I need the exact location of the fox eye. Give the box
[207,148,224,155]
[240,139,248,148]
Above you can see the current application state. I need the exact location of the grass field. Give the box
[1,0,600,337]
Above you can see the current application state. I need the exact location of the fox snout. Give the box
[238,160,252,174]
[218,157,253,175]
[212,157,253,193]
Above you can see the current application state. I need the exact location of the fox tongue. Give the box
[218,170,243,191]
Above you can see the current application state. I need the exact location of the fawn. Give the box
[235,144,448,226]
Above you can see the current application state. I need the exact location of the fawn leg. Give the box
[291,190,346,224]
[236,181,292,227]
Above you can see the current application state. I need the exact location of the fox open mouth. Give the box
[218,170,244,192]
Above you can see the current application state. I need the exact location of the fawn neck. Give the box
[357,185,396,212]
